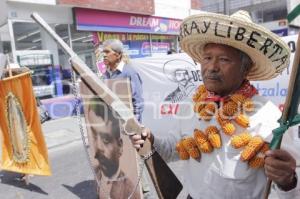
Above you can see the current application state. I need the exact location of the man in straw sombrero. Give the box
[131,10,300,198]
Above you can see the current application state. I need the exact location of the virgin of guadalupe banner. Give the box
[0,68,51,176]
[80,79,142,199]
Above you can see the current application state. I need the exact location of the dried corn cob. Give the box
[240,136,264,161]
[208,133,222,148]
[194,102,206,113]
[199,92,208,100]
[205,126,222,148]
[230,94,246,104]
[192,92,202,102]
[176,141,190,160]
[243,98,255,112]
[196,85,206,94]
[235,114,250,128]
[204,102,217,115]
[182,137,201,159]
[260,143,270,153]
[216,112,230,126]
[230,132,252,149]
[248,143,269,168]
[248,156,265,168]
[199,108,213,121]
[222,101,238,116]
[194,129,213,153]
[221,122,236,135]
[205,126,219,135]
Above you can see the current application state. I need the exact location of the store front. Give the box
[6,3,182,118]
[4,3,93,118]
[74,8,182,58]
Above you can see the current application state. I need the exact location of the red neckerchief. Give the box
[204,80,258,103]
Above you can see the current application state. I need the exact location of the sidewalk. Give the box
[42,116,85,149]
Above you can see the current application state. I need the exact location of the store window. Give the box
[55,24,72,95]
[3,41,11,54]
[70,25,96,72]
[150,34,177,56]
[12,22,68,98]
[13,22,42,51]
[125,33,151,58]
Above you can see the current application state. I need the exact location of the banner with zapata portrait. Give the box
[0,67,51,176]
[80,79,142,199]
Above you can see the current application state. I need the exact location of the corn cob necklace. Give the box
[176,81,269,169]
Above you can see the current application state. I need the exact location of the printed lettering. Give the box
[268,44,282,58]
[247,31,261,48]
[190,21,201,34]
[129,16,137,25]
[215,22,225,38]
[184,23,190,36]
[288,41,296,53]
[255,82,287,97]
[201,21,211,33]
[191,70,202,81]
[227,22,233,38]
[160,104,172,115]
[273,54,289,69]
[160,104,179,115]
[280,55,288,67]
[234,27,246,41]
[259,38,273,55]
[280,88,287,96]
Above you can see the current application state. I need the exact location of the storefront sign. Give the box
[74,8,181,35]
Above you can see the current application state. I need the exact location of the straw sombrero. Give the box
[179,10,290,80]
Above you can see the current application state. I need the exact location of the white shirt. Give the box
[154,95,300,199]
[106,61,125,76]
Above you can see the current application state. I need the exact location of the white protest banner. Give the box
[132,53,202,136]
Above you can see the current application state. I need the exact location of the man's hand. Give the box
[130,127,152,149]
[264,149,297,191]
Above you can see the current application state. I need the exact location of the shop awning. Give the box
[74,8,181,35]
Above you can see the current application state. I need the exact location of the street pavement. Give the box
[0,116,287,198]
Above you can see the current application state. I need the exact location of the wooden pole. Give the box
[263,33,300,199]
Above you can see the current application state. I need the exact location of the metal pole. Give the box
[7,19,17,63]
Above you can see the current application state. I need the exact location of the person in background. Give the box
[101,39,144,122]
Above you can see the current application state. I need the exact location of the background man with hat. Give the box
[131,10,299,198]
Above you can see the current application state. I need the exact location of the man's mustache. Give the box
[204,72,221,80]
[95,151,108,163]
